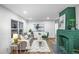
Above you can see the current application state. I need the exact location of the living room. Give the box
[0,4,79,54]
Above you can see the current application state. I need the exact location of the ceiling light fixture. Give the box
[46,17,50,20]
[23,11,28,14]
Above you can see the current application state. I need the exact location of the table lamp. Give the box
[13,34,18,44]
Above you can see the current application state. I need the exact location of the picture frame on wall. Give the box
[34,24,44,32]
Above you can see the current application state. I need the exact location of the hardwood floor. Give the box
[47,38,56,54]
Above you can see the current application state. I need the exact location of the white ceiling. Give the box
[3,4,77,20]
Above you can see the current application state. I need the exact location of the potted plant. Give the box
[29,29,32,32]
[42,32,49,40]
[29,29,33,34]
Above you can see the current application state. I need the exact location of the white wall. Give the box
[76,5,79,29]
[27,20,55,38]
[0,6,27,54]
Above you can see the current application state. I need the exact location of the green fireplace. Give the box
[57,7,79,54]
[57,30,79,53]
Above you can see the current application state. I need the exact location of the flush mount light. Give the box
[23,11,28,14]
[46,17,50,20]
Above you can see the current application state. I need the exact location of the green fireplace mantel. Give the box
[57,29,79,54]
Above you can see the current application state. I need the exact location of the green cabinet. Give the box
[59,7,76,30]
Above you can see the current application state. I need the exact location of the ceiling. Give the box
[2,4,77,20]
